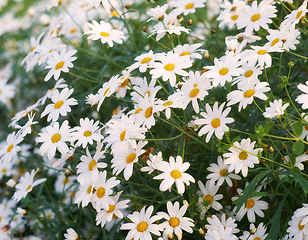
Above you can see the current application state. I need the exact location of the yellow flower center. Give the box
[244,70,253,78]
[104,87,110,96]
[170,170,181,179]
[204,194,214,205]
[135,108,143,114]
[141,57,151,64]
[305,125,308,131]
[169,217,180,227]
[26,185,32,191]
[144,107,153,118]
[111,10,119,17]
[180,51,190,56]
[190,87,200,98]
[7,144,13,153]
[84,131,92,137]
[164,63,175,71]
[239,151,248,160]
[219,169,228,177]
[88,160,97,171]
[2,169,7,173]
[87,186,93,194]
[271,38,280,47]
[296,10,303,20]
[126,153,136,164]
[100,32,109,37]
[298,220,305,231]
[70,28,77,34]
[231,15,239,21]
[55,61,64,70]
[120,130,126,141]
[185,3,194,9]
[219,68,229,76]
[163,101,173,107]
[107,204,115,213]
[211,118,221,128]
[54,100,64,109]
[244,89,255,98]
[137,221,148,232]
[63,178,69,185]
[96,187,105,198]
[31,46,36,52]
[251,14,260,22]
[246,198,255,209]
[257,50,267,55]
[254,238,261,240]
[51,133,61,143]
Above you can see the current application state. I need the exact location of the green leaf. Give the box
[293,121,303,137]
[233,169,272,209]
[266,195,287,240]
[279,75,290,88]
[277,168,308,193]
[292,140,305,156]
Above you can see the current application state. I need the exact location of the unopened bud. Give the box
[168,233,174,239]
[6,179,16,188]
[183,200,189,208]
[187,19,192,25]
[204,50,210,59]
[143,26,148,32]
[250,228,257,235]
[198,228,205,236]
[268,147,274,154]
[17,207,28,216]
[64,169,71,177]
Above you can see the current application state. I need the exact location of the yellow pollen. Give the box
[96,187,105,198]
[70,28,77,33]
[135,108,143,114]
[100,32,110,37]
[180,51,190,56]
[244,70,253,78]
[1,169,7,173]
[164,63,175,71]
[257,50,267,55]
[104,87,110,96]
[144,107,153,118]
[120,130,126,141]
[87,186,93,194]
[88,160,97,171]
[219,169,228,177]
[54,100,64,109]
[31,46,36,52]
[244,89,255,98]
[190,88,200,98]
[298,220,305,231]
[145,91,150,96]
[84,131,92,137]
[211,118,221,128]
[7,144,13,153]
[0,90,2,94]
[51,133,61,143]
[185,3,194,9]
[137,221,148,232]
[111,10,119,17]
[163,101,172,107]
[169,217,180,227]
[246,198,255,209]
[63,178,69,185]
[305,125,308,131]
[239,151,248,160]
[107,205,115,213]
[26,185,32,191]
[219,68,229,76]
[126,153,136,164]
[271,38,280,47]
[204,194,214,205]
[231,15,239,21]
[254,238,261,240]
[170,170,181,179]
[141,57,151,64]
[296,10,303,20]
[113,214,119,220]
[251,14,260,22]
[55,61,64,70]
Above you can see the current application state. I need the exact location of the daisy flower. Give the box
[154,155,195,195]
[227,78,270,112]
[15,112,38,137]
[217,0,246,29]
[242,45,274,68]
[296,81,308,109]
[0,131,24,163]
[224,138,262,177]
[287,213,308,240]
[64,228,79,240]
[240,222,268,240]
[263,99,289,119]
[156,91,184,119]
[41,88,78,122]
[204,51,243,87]
[194,102,234,143]
[150,51,192,87]
[0,78,15,106]
[71,118,102,148]
[157,201,194,240]
[147,4,169,21]
[120,205,162,240]
[141,151,163,174]
[36,120,72,160]
[85,20,126,47]
[232,61,262,85]
[44,49,77,81]
[128,50,156,73]
[205,225,238,240]
[197,180,223,217]
[282,0,308,28]
[173,43,204,60]
[206,156,241,187]
[171,0,206,16]
[179,71,212,113]
[12,169,47,202]
[131,78,161,103]
[96,191,130,228]
[74,175,96,208]
[205,214,239,235]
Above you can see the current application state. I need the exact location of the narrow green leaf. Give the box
[277,168,308,193]
[293,121,303,137]
[292,140,305,156]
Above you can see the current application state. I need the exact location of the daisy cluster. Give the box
[0,0,308,239]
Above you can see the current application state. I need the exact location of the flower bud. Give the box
[6,179,16,188]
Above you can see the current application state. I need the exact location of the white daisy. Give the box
[240,222,268,240]
[296,81,308,109]
[141,151,163,174]
[263,99,289,119]
[205,214,239,235]
[0,131,24,163]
